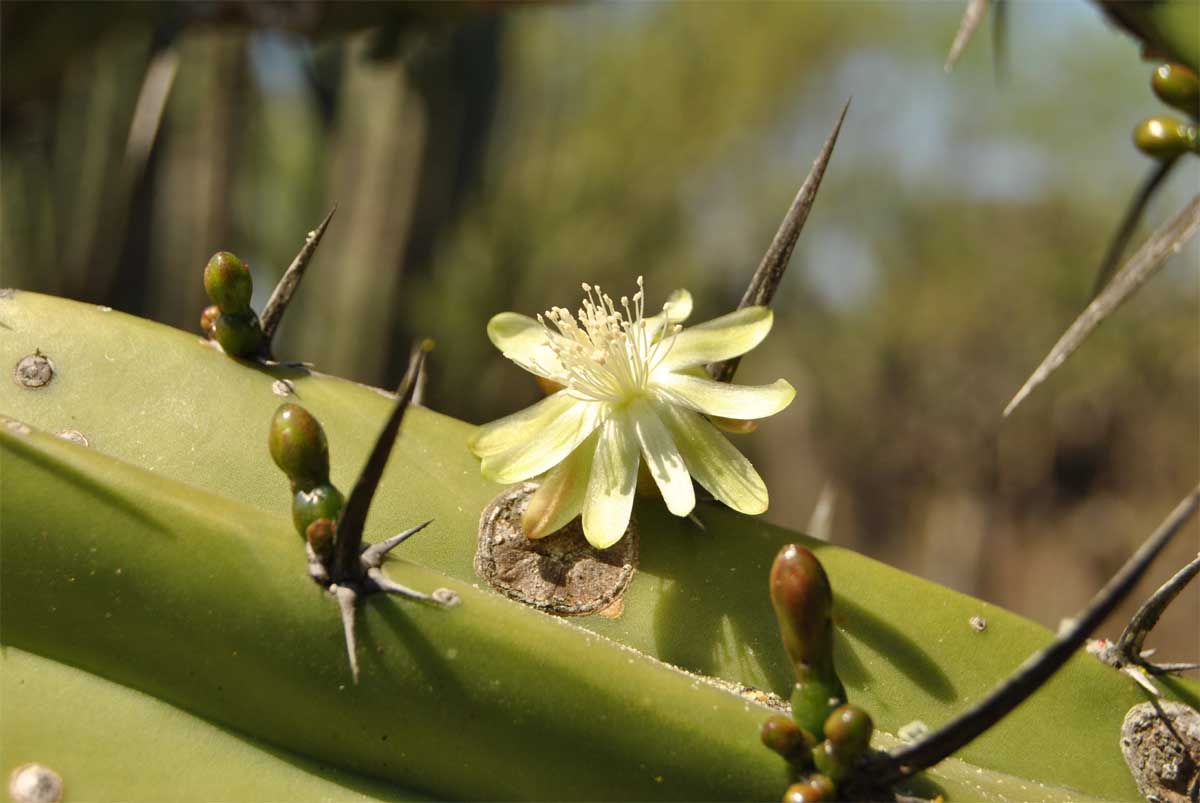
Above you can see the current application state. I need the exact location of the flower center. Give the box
[537,276,679,403]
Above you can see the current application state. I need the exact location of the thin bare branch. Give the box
[866,485,1200,785]
[1117,553,1200,664]
[259,205,337,354]
[945,0,990,72]
[1003,194,1200,417]
[1091,158,1178,298]
[334,341,431,580]
[709,99,850,383]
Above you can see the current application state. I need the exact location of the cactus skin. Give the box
[2,292,1195,800]
[0,420,1123,802]
[769,544,847,736]
[0,647,417,802]
[0,423,794,800]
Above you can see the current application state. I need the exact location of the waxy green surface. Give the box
[2,420,1101,802]
[3,292,1195,799]
[0,648,417,802]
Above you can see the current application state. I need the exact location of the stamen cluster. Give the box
[536,276,678,403]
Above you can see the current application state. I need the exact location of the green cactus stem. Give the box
[3,292,1196,800]
[769,544,847,736]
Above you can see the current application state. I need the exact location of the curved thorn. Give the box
[710,99,849,383]
[864,485,1200,785]
[366,566,435,603]
[334,342,431,580]
[1003,194,1200,417]
[361,519,434,568]
[1116,553,1200,660]
[333,584,360,683]
[259,204,338,356]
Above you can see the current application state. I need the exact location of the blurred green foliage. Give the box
[2,1,1196,663]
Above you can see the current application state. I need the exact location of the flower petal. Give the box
[629,399,694,516]
[468,391,577,458]
[642,289,693,334]
[481,402,602,484]
[486,312,564,378]
[654,373,795,420]
[656,307,773,372]
[657,404,768,515]
[582,413,640,548]
[522,430,595,539]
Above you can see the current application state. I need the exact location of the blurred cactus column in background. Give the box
[148,31,246,329]
[288,35,425,382]
[281,23,501,387]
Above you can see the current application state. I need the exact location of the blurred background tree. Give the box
[2,1,1196,661]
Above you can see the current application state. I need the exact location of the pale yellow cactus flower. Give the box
[469,278,794,549]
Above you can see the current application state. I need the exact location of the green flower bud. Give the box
[1133,116,1199,159]
[200,305,219,338]
[213,310,263,357]
[269,404,331,490]
[293,484,344,539]
[306,517,336,561]
[811,740,853,784]
[203,251,254,313]
[1151,63,1199,117]
[760,714,816,767]
[782,774,836,803]
[770,544,846,735]
[823,704,873,758]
